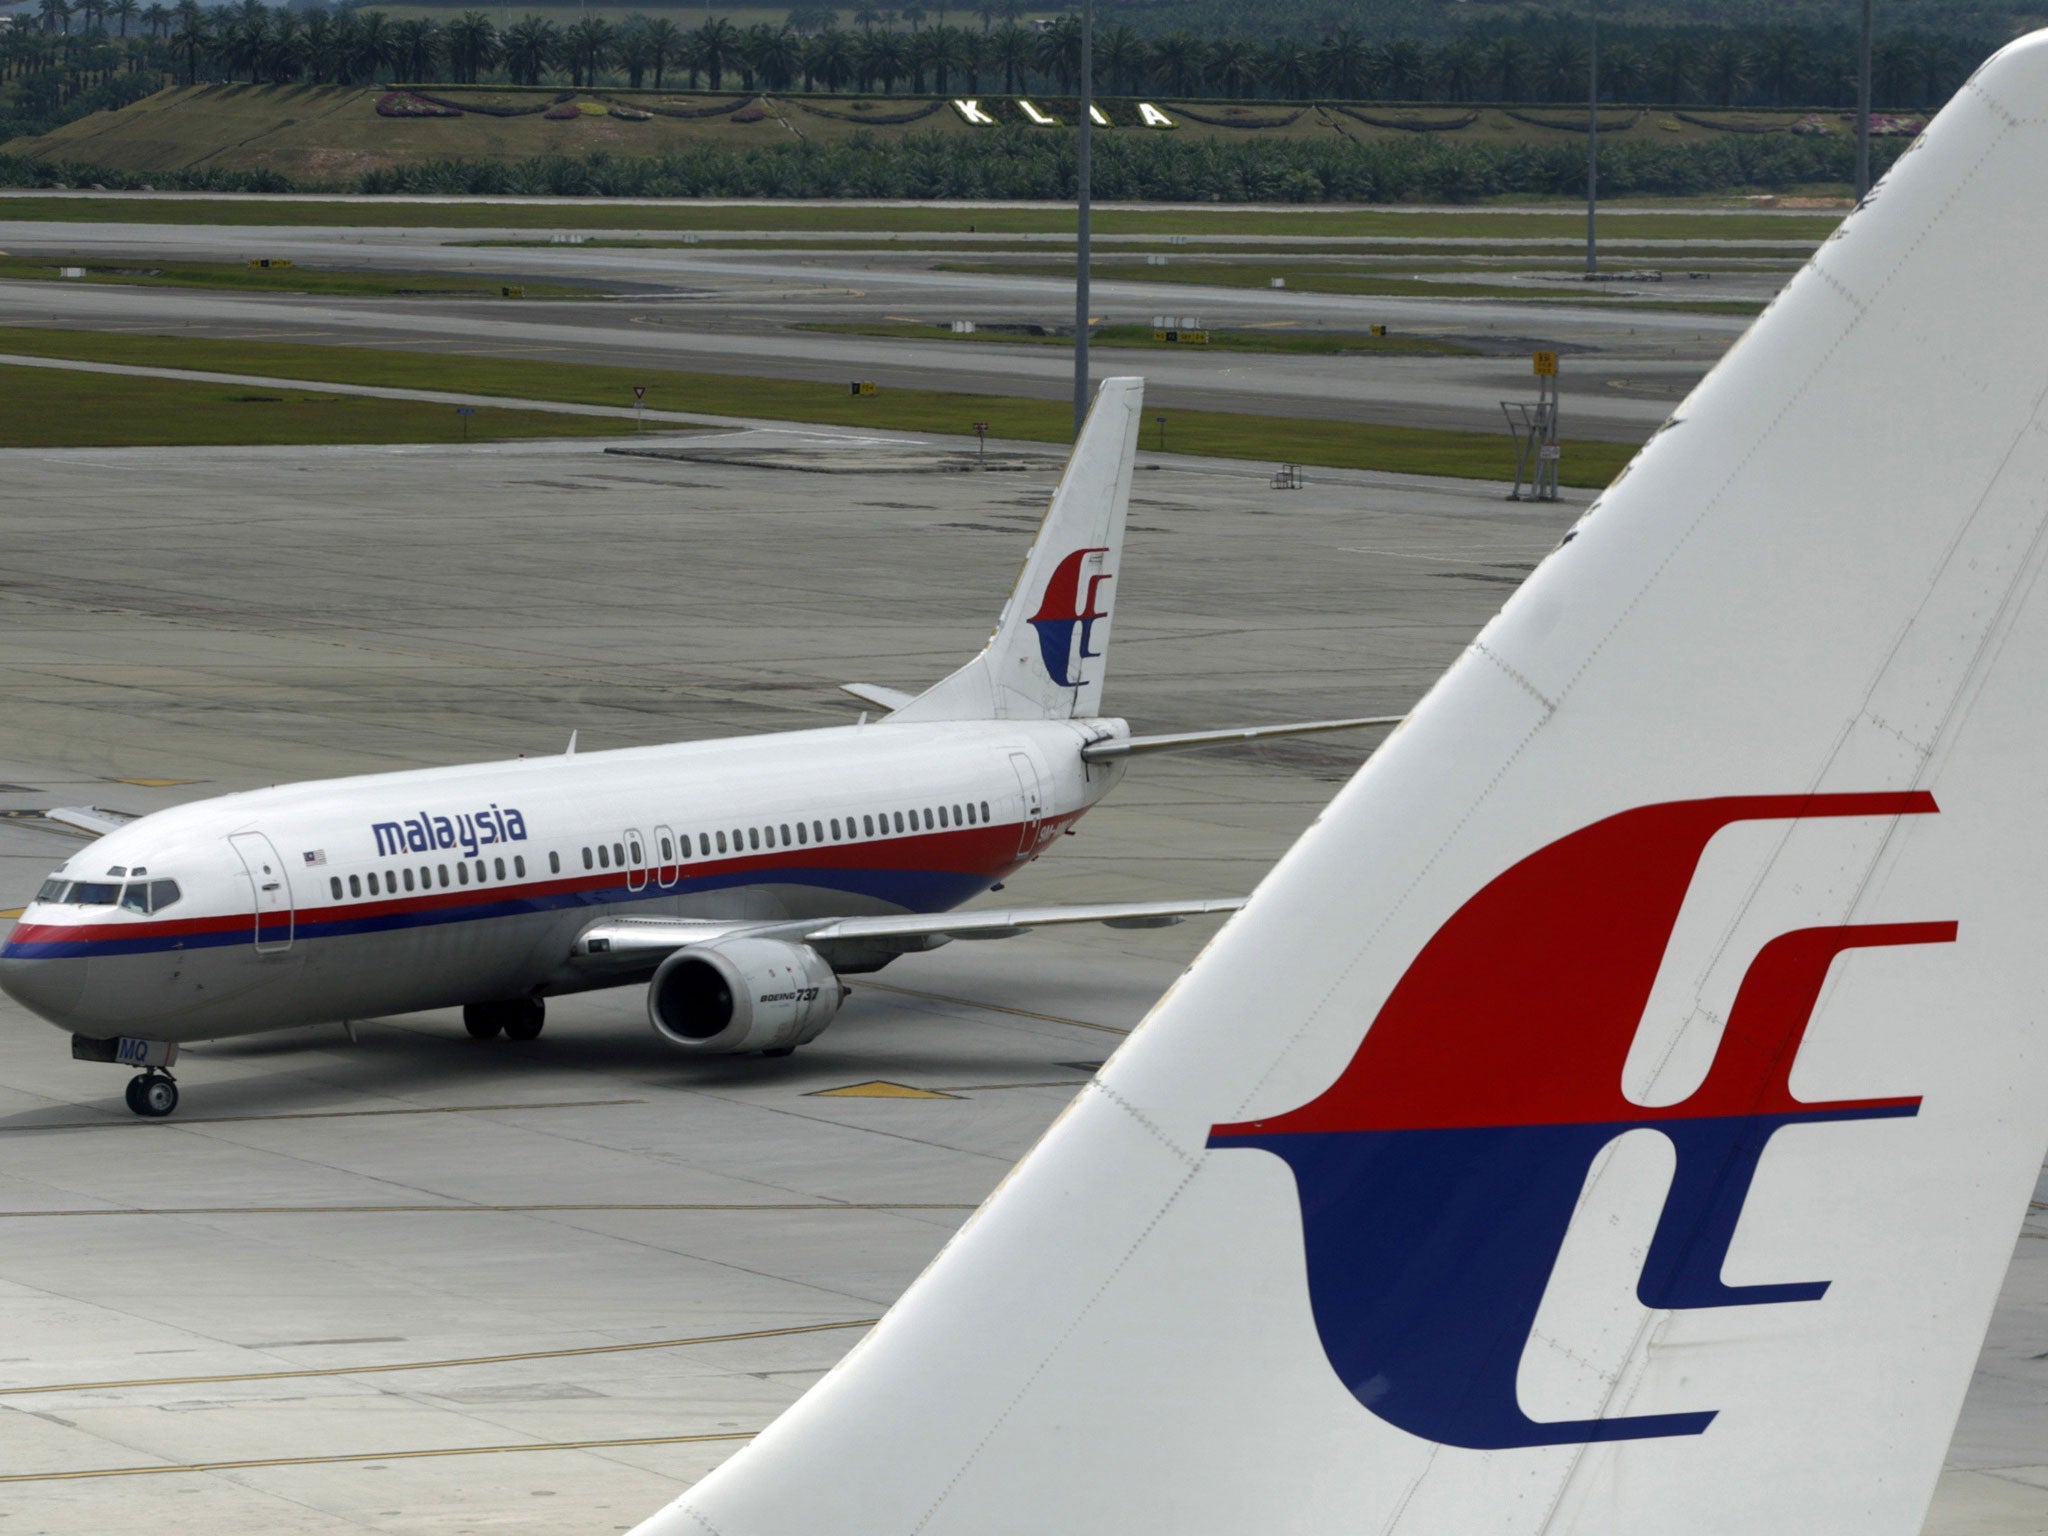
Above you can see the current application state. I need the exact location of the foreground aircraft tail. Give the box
[887,376,1142,723]
[636,35,2048,1536]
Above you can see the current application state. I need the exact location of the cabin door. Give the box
[228,831,294,954]
[1007,752,1044,860]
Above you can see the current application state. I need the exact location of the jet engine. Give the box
[646,938,843,1055]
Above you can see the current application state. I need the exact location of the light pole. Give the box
[1073,0,1093,440]
[1586,13,1598,277]
[1856,0,1873,198]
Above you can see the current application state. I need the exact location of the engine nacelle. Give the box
[647,938,843,1055]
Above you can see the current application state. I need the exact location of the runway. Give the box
[0,218,1766,438]
[0,429,2040,1533]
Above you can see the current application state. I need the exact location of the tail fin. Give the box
[634,36,2048,1536]
[889,376,1141,723]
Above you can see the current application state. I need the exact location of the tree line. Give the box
[0,1,1990,115]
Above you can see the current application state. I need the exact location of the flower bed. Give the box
[1505,108,1644,132]
[411,91,552,117]
[1169,103,1307,129]
[1335,107,1479,132]
[792,98,946,125]
[376,91,462,119]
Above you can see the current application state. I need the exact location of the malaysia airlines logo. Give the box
[1028,547,1112,688]
[1209,793,1953,1451]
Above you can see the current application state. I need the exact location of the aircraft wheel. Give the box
[129,1073,178,1118]
[462,1003,503,1040]
[503,999,545,1042]
[761,1046,797,1058]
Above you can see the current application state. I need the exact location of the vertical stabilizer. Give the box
[631,33,2048,1536]
[889,376,1141,722]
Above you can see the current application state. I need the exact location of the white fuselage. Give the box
[0,717,1127,1043]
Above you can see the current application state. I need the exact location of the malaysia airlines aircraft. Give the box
[0,378,1394,1119]
[624,34,2048,1536]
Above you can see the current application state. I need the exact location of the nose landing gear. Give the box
[124,1070,178,1119]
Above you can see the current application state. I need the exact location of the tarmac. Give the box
[0,429,2039,1534]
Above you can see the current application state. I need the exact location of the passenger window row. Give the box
[574,799,996,872]
[322,794,1006,902]
[330,854,527,902]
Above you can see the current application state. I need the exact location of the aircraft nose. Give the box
[0,949,89,1026]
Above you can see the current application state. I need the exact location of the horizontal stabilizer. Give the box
[840,683,915,713]
[43,806,140,839]
[1082,715,1405,762]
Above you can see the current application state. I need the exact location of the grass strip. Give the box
[796,320,1480,357]
[0,326,1635,485]
[0,363,631,448]
[0,195,1844,242]
[0,254,598,299]
[939,258,1766,312]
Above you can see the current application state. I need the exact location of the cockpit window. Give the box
[35,877,180,912]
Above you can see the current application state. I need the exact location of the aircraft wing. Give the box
[571,898,1243,970]
[1080,716,1404,761]
[42,806,141,839]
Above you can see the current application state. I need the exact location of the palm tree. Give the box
[502,13,555,83]
[1485,35,1531,102]
[1315,29,1369,99]
[1650,35,1697,104]
[851,25,902,91]
[1703,36,1749,107]
[1206,35,1260,98]
[1433,38,1479,102]
[1600,43,1644,103]
[140,2,169,39]
[37,0,70,38]
[563,16,612,86]
[1033,14,1079,92]
[642,16,681,87]
[74,0,104,36]
[106,0,135,37]
[986,20,1028,93]
[1149,31,1203,96]
[445,11,497,85]
[393,18,439,82]
[170,0,203,80]
[694,15,737,89]
[909,22,955,91]
[1538,34,1587,104]
[743,21,799,88]
[1097,21,1142,95]
[808,26,850,90]
[346,10,401,84]
[1380,36,1427,99]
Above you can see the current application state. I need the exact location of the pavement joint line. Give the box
[0,351,726,426]
[0,1097,644,1134]
[0,1430,762,1484]
[0,1318,879,1397]
[854,979,1130,1035]
[0,1202,977,1219]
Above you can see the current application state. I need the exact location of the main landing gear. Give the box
[124,1070,178,1119]
[463,998,545,1042]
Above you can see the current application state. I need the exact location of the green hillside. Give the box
[3,82,1881,189]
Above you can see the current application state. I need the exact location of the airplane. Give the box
[0,377,1397,1119]
[625,33,2048,1536]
